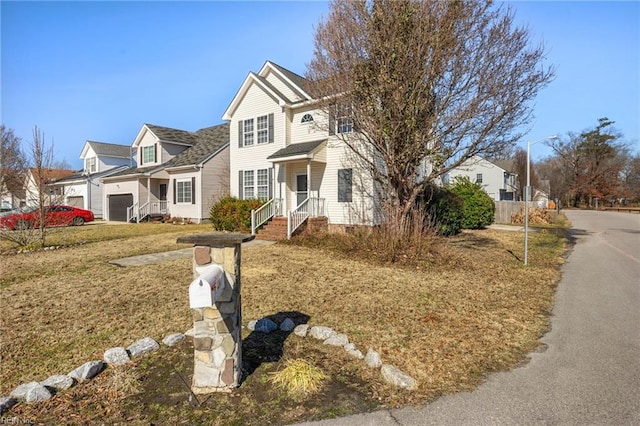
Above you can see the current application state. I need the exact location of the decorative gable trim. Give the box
[222,72,288,120]
[259,61,312,100]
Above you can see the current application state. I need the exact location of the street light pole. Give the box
[524,136,557,266]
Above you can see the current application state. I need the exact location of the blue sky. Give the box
[1,1,638,169]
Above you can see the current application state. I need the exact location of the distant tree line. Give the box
[535,118,639,207]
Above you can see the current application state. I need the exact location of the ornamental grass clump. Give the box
[269,359,328,400]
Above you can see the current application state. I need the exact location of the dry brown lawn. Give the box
[0,222,566,423]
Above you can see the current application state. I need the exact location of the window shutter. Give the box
[268,168,273,199]
[191,177,196,204]
[238,170,243,199]
[173,179,176,204]
[268,113,274,143]
[154,144,158,162]
[238,120,243,148]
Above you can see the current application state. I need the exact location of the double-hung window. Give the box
[142,145,156,164]
[243,119,254,146]
[257,169,269,199]
[243,170,255,199]
[476,173,483,184]
[239,113,273,147]
[176,179,192,203]
[86,157,96,173]
[257,115,269,144]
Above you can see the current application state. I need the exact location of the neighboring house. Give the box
[446,156,518,201]
[101,123,229,223]
[22,168,75,206]
[533,179,551,208]
[51,141,134,218]
[223,61,381,237]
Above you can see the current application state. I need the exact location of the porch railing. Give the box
[288,198,310,239]
[127,200,169,223]
[251,198,282,235]
[126,202,138,223]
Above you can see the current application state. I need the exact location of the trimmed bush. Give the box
[420,185,464,236]
[209,196,264,232]
[449,177,495,229]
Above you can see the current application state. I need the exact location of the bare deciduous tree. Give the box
[28,126,56,248]
[306,0,554,224]
[0,125,27,208]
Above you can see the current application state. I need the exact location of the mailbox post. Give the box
[177,233,254,394]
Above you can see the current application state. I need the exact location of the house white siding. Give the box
[230,82,285,199]
[447,156,516,201]
[200,147,230,220]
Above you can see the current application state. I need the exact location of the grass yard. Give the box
[0,221,567,424]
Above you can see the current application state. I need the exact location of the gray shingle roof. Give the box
[87,141,132,158]
[166,123,229,168]
[145,124,199,145]
[105,123,229,178]
[494,159,516,173]
[267,140,325,160]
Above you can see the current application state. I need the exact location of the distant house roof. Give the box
[29,168,75,185]
[494,159,516,174]
[145,124,200,146]
[105,123,229,178]
[86,141,132,158]
[166,123,229,169]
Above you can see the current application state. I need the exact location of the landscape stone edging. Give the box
[2,316,415,415]
[251,317,417,390]
[1,333,180,413]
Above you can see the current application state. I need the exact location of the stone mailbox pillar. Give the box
[177,233,254,394]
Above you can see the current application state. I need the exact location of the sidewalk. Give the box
[109,238,275,267]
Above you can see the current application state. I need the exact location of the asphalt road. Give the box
[298,210,640,426]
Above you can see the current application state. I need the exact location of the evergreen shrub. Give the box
[210,196,264,232]
[449,177,495,229]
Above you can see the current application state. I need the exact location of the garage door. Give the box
[67,196,84,208]
[108,194,133,222]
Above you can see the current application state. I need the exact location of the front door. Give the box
[296,174,308,207]
[159,184,167,201]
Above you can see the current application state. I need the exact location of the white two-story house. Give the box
[101,123,229,223]
[53,141,133,218]
[446,155,518,201]
[223,61,380,237]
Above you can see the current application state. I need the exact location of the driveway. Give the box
[298,210,640,425]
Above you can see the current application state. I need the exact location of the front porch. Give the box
[126,177,169,223]
[252,140,328,239]
[251,197,327,240]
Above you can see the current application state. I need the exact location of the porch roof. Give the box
[266,140,326,162]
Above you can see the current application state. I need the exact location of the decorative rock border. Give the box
[1,317,417,415]
[0,335,177,414]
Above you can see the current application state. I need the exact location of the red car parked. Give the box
[0,205,94,230]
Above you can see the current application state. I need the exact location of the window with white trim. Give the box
[335,105,354,134]
[85,157,96,173]
[301,113,314,123]
[243,170,255,199]
[257,115,269,144]
[176,179,192,203]
[243,119,254,146]
[257,169,269,199]
[476,173,483,184]
[142,145,156,164]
